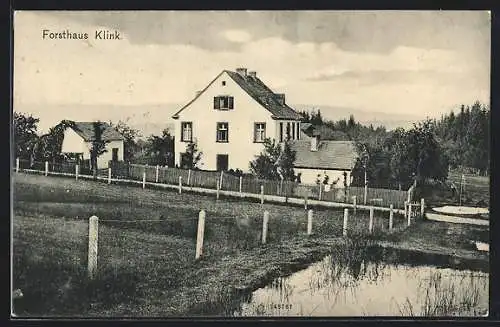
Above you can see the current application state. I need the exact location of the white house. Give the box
[61,121,124,168]
[290,124,358,186]
[172,68,303,171]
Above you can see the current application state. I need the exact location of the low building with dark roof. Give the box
[291,124,359,185]
[171,67,304,171]
[61,121,124,168]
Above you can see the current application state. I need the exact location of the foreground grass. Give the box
[12,173,489,317]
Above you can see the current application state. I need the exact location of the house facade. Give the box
[172,68,303,172]
[61,122,124,168]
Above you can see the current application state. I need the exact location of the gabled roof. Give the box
[290,140,358,171]
[172,70,303,120]
[69,122,124,142]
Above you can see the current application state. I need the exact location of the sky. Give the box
[13,11,491,133]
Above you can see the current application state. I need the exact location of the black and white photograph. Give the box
[11,10,490,318]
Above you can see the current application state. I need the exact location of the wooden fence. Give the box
[16,159,410,209]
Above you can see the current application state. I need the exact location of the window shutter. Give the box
[214,97,220,109]
[229,97,234,109]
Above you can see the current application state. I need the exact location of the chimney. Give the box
[275,93,285,105]
[248,71,257,78]
[310,134,320,152]
[235,67,247,77]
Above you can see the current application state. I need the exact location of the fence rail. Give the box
[16,159,410,209]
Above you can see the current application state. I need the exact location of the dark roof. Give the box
[172,70,303,120]
[290,140,358,170]
[69,122,124,142]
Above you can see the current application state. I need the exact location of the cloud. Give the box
[13,11,490,124]
[221,29,252,43]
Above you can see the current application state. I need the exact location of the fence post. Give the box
[353,196,357,215]
[407,203,412,227]
[404,201,408,218]
[45,161,48,176]
[260,185,264,205]
[307,209,313,235]
[75,164,79,180]
[389,204,394,232]
[318,184,322,201]
[155,165,159,183]
[239,176,243,196]
[178,176,182,194]
[15,158,19,173]
[216,178,220,200]
[304,194,308,210]
[262,211,269,244]
[87,216,99,280]
[219,171,224,190]
[420,198,425,218]
[280,178,283,196]
[108,168,112,184]
[369,207,374,234]
[187,169,192,186]
[343,208,349,237]
[195,210,206,260]
[364,183,368,205]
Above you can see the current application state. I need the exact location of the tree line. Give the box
[298,101,489,190]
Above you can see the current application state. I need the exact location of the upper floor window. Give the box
[216,122,229,142]
[181,122,192,142]
[214,96,234,110]
[254,123,266,143]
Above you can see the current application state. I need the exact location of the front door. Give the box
[216,154,228,171]
[112,148,119,161]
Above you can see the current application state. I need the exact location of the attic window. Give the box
[214,96,234,110]
[222,81,226,86]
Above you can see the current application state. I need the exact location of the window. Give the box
[292,122,296,140]
[254,123,266,143]
[112,148,119,161]
[222,81,226,86]
[296,122,300,140]
[216,154,229,171]
[216,122,229,142]
[279,122,284,142]
[181,122,193,142]
[214,96,234,110]
[286,122,291,140]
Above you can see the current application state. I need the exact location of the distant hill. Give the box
[291,104,427,131]
[16,102,428,136]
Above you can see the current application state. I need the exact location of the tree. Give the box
[278,140,296,181]
[144,129,175,166]
[310,109,323,125]
[110,119,142,162]
[13,112,40,161]
[31,120,75,164]
[90,121,109,179]
[249,138,296,181]
[183,139,202,169]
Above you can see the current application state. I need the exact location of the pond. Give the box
[233,246,488,317]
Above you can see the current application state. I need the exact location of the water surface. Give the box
[234,247,488,317]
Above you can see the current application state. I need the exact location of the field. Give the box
[12,173,489,317]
